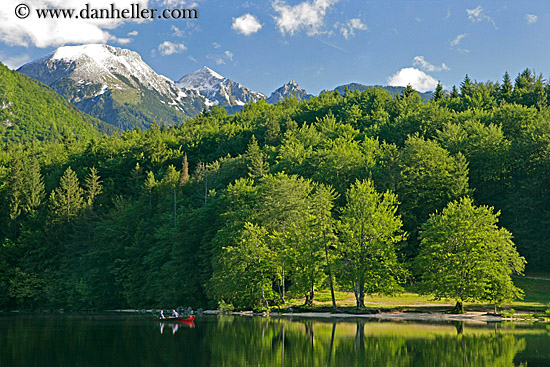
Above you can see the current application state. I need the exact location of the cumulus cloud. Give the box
[450,33,467,47]
[387,67,438,93]
[224,50,233,61]
[0,0,150,48]
[340,18,367,39]
[127,30,139,36]
[525,14,538,24]
[413,56,449,72]
[232,13,262,35]
[273,0,338,36]
[466,5,497,29]
[158,41,187,56]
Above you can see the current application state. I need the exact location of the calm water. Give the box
[1,314,549,367]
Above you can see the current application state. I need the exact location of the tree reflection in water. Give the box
[0,314,540,367]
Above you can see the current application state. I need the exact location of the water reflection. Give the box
[158,320,195,334]
[0,314,546,366]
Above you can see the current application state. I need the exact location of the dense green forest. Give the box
[1,68,548,311]
[0,63,118,143]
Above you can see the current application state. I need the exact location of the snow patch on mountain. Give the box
[176,66,265,112]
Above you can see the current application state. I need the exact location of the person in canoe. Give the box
[171,309,179,317]
[159,310,165,319]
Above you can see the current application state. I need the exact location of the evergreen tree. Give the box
[500,71,513,103]
[23,159,45,213]
[50,167,84,222]
[432,82,444,102]
[246,135,269,179]
[450,86,459,98]
[84,167,102,206]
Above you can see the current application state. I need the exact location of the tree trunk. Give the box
[358,282,365,309]
[324,242,337,310]
[454,301,464,313]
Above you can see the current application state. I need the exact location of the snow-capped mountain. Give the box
[18,44,207,130]
[266,80,312,104]
[176,66,266,114]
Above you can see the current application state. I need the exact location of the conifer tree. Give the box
[84,167,102,206]
[50,167,84,222]
[432,82,444,102]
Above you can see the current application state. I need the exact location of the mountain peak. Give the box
[176,67,265,113]
[18,44,207,130]
[266,80,311,104]
[196,66,224,80]
[50,44,132,64]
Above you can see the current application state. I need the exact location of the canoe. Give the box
[156,315,195,323]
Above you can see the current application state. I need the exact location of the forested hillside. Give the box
[1,69,548,311]
[0,63,117,143]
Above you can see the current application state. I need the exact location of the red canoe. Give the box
[157,315,195,323]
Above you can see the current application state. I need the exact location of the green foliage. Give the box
[2,67,550,310]
[337,179,407,308]
[0,62,115,143]
[416,197,526,312]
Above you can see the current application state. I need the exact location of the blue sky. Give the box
[1,0,550,94]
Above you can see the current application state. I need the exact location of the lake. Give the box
[1,313,549,366]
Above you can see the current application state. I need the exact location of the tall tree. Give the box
[337,179,406,309]
[246,135,269,179]
[23,159,45,213]
[432,82,444,102]
[416,197,526,313]
[84,167,102,206]
[50,167,84,222]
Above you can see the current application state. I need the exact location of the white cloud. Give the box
[212,42,221,49]
[526,14,538,24]
[0,53,30,69]
[272,0,338,36]
[117,38,132,45]
[158,41,187,56]
[215,58,225,65]
[232,13,262,36]
[188,55,197,63]
[127,30,138,36]
[450,33,467,46]
[224,50,233,61]
[387,67,438,93]
[0,0,150,48]
[340,18,367,39]
[466,5,497,29]
[413,56,449,72]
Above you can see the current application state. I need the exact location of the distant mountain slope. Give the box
[0,62,115,143]
[18,44,207,130]
[333,83,434,100]
[176,66,266,114]
[266,80,312,104]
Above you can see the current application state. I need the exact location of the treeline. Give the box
[0,68,549,310]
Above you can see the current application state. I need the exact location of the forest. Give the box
[0,68,548,311]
